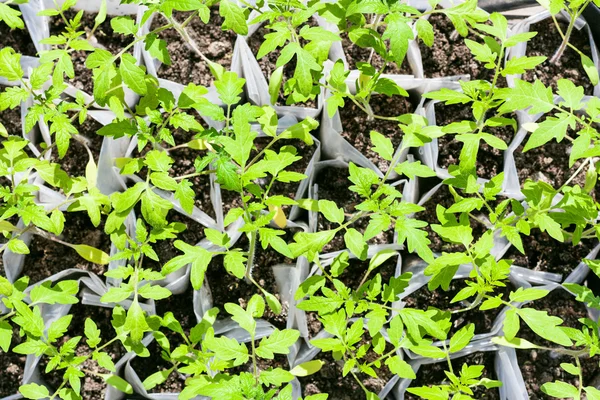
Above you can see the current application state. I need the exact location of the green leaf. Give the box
[318,199,344,224]
[523,112,575,152]
[215,71,245,106]
[225,302,256,336]
[0,321,12,352]
[71,244,110,265]
[509,288,549,303]
[29,280,79,305]
[0,3,24,29]
[491,336,541,349]
[111,16,137,35]
[394,160,436,179]
[206,334,249,365]
[277,43,321,96]
[124,300,150,342]
[557,79,585,109]
[256,329,300,359]
[586,387,600,400]
[581,53,599,86]
[502,55,546,76]
[269,66,284,105]
[541,381,579,399]
[0,48,23,81]
[119,53,147,95]
[449,323,474,353]
[423,88,472,105]
[138,284,172,300]
[219,0,248,35]
[19,383,49,400]
[383,13,413,67]
[162,240,212,290]
[498,79,554,114]
[104,374,134,394]
[85,318,101,348]
[416,18,434,47]
[290,360,325,377]
[224,251,246,279]
[344,228,368,261]
[395,217,433,263]
[370,131,393,161]
[517,308,572,346]
[145,33,171,65]
[385,355,416,379]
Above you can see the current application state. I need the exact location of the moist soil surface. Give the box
[130,287,197,394]
[151,8,236,87]
[39,303,125,400]
[339,94,414,172]
[514,116,585,190]
[299,343,395,399]
[403,279,512,336]
[405,351,500,400]
[523,19,594,95]
[51,10,134,94]
[0,101,22,136]
[0,327,25,397]
[50,117,104,179]
[341,31,413,75]
[516,289,600,399]
[415,184,489,254]
[315,166,395,254]
[205,228,301,330]
[419,14,506,86]
[502,231,593,276]
[434,103,516,180]
[0,7,37,56]
[305,255,399,337]
[22,212,111,284]
[247,23,318,108]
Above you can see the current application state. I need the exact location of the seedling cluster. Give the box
[2,0,600,399]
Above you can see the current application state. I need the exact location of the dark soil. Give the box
[0,327,25,397]
[434,103,516,180]
[523,19,594,95]
[306,255,399,337]
[516,289,600,399]
[0,101,22,136]
[415,184,489,254]
[339,94,414,172]
[299,342,395,399]
[205,228,301,330]
[22,212,111,284]
[341,31,413,75]
[130,287,197,394]
[0,7,37,56]
[315,166,395,254]
[50,118,104,179]
[405,351,500,400]
[151,8,236,87]
[129,340,184,394]
[50,10,134,94]
[404,279,512,337]
[247,24,317,108]
[143,211,207,272]
[419,14,506,86]
[514,116,584,190]
[502,230,593,276]
[39,303,125,400]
